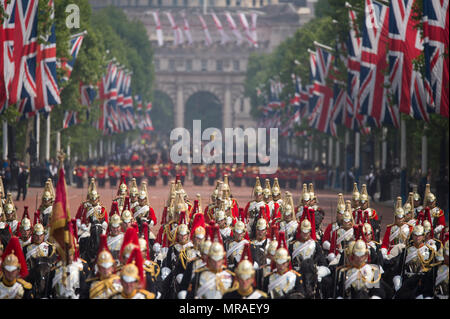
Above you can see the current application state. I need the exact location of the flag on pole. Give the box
[49,159,74,265]
[182,13,193,45]
[152,11,164,47]
[423,0,449,118]
[225,12,243,45]
[198,14,213,46]
[211,12,230,45]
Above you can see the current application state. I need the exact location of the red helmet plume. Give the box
[238,207,246,223]
[141,222,150,260]
[117,174,128,196]
[110,201,120,217]
[123,196,131,212]
[120,227,140,262]
[277,231,288,251]
[212,224,223,245]
[178,210,188,225]
[21,206,30,221]
[301,206,316,240]
[33,209,41,226]
[126,247,146,289]
[190,212,206,240]
[161,206,168,225]
[2,236,28,278]
[240,242,253,264]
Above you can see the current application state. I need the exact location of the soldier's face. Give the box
[21,229,31,239]
[99,265,114,278]
[300,231,311,242]
[177,233,189,245]
[405,212,412,221]
[414,200,420,207]
[237,276,254,291]
[360,201,368,209]
[256,194,263,202]
[412,234,424,246]
[3,267,19,282]
[138,198,146,206]
[234,231,244,241]
[256,228,267,241]
[209,257,224,272]
[33,234,44,244]
[277,261,289,274]
[395,216,405,226]
[365,232,373,241]
[130,194,138,202]
[350,254,367,268]
[122,279,138,296]
[110,226,121,236]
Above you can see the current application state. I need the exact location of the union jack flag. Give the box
[79,82,97,107]
[359,0,399,127]
[2,0,38,109]
[60,33,85,84]
[134,95,143,111]
[62,110,80,129]
[423,0,449,118]
[388,0,429,121]
[19,0,60,118]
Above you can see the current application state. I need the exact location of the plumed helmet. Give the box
[300,219,312,233]
[194,226,206,239]
[208,242,225,261]
[129,178,139,196]
[33,223,44,236]
[139,181,148,200]
[121,262,140,283]
[403,192,414,213]
[42,191,53,202]
[263,179,272,196]
[253,177,263,197]
[352,183,360,201]
[235,259,255,280]
[222,175,230,192]
[89,190,99,202]
[342,210,353,224]
[413,224,425,236]
[352,239,368,257]
[256,218,267,231]
[122,209,133,223]
[215,209,226,222]
[337,193,346,214]
[176,223,189,236]
[422,220,432,234]
[138,238,147,254]
[308,183,316,200]
[412,185,421,202]
[266,240,278,256]
[4,193,16,214]
[274,247,290,265]
[97,250,115,269]
[110,214,122,228]
[122,243,138,261]
[2,236,28,277]
[423,184,435,206]
[272,178,281,196]
[201,240,212,255]
[301,183,310,201]
[20,218,32,231]
[234,221,246,234]
[360,184,369,203]
[394,197,405,218]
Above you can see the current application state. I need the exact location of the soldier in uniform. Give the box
[215,208,232,242]
[422,184,446,241]
[381,197,413,260]
[251,218,271,254]
[78,179,109,236]
[73,162,86,188]
[128,178,139,210]
[355,184,381,241]
[225,221,250,271]
[350,183,361,214]
[412,185,423,218]
[138,225,163,298]
[220,175,239,221]
[133,162,145,186]
[223,246,268,299]
[322,193,346,255]
[38,179,55,230]
[263,241,305,299]
[204,187,219,224]
[295,184,311,220]
[432,240,448,299]
[106,203,124,260]
[334,240,385,299]
[0,236,32,299]
[271,178,283,221]
[186,241,237,299]
[244,177,270,234]
[113,175,129,214]
[263,179,274,216]
[278,192,298,245]
[4,193,18,234]
[121,208,134,233]
[96,164,107,188]
[132,182,157,234]
[289,219,330,293]
[17,207,32,247]
[160,162,171,186]
[87,241,122,299]
[404,192,417,227]
[327,202,355,265]
[392,225,440,299]
[49,220,90,299]
[110,247,155,299]
[22,222,57,298]
[107,162,120,188]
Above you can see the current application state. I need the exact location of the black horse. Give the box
[298,258,321,299]
[26,255,58,299]
[78,222,103,268]
[0,227,11,249]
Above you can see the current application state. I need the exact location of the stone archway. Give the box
[184,91,223,133]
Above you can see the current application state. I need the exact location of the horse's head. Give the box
[299,258,318,299]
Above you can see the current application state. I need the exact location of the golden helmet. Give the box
[138,190,147,200]
[272,178,281,196]
[121,262,140,283]
[176,224,189,236]
[342,210,353,223]
[394,197,405,218]
[42,191,53,202]
[274,247,291,264]
[308,183,316,200]
[122,210,133,223]
[352,183,360,201]
[194,226,206,239]
[234,221,246,234]
[424,184,436,207]
[422,220,432,234]
[360,184,369,203]
[263,179,272,196]
[119,183,128,194]
[352,239,368,257]
[139,182,148,200]
[4,193,16,214]
[33,223,45,236]
[129,178,139,196]
[266,240,278,256]
[109,214,122,228]
[201,240,212,255]
[97,250,115,268]
[208,242,225,261]
[123,243,138,261]
[300,219,312,233]
[20,218,32,231]
[3,253,20,272]
[222,175,230,192]
[301,183,311,202]
[235,259,255,280]
[403,192,414,213]
[337,193,346,214]
[256,218,268,231]
[215,209,226,222]
[412,225,425,236]
[253,177,263,196]
[89,190,99,201]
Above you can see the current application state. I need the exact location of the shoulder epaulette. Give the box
[17,278,32,290]
[225,269,235,276]
[264,271,275,278]
[85,276,99,283]
[387,223,395,228]
[290,270,301,276]
[139,289,156,299]
[256,289,268,298]
[194,266,208,273]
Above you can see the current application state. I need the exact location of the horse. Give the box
[298,258,321,299]
[78,222,104,268]
[27,255,57,299]
[0,226,11,249]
